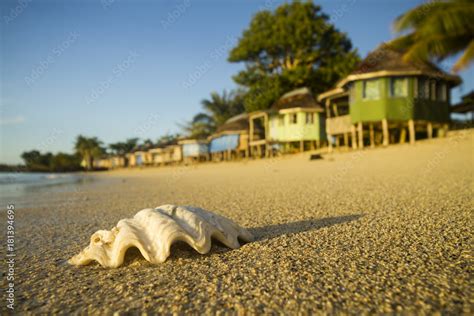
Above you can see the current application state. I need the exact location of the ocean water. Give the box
[0,172,92,207]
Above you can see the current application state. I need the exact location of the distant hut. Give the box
[249,87,326,156]
[110,156,125,169]
[93,157,112,170]
[208,113,250,160]
[178,139,209,163]
[162,143,183,165]
[318,44,462,149]
[126,149,152,167]
[149,147,165,166]
[451,91,474,123]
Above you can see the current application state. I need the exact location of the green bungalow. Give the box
[249,87,326,156]
[318,45,462,149]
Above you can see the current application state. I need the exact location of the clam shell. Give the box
[69,205,254,268]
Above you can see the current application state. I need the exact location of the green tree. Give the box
[180,113,215,139]
[142,139,155,149]
[156,133,181,146]
[74,135,104,170]
[21,150,52,171]
[109,138,139,156]
[228,1,360,111]
[201,90,245,126]
[389,0,474,72]
[50,153,82,172]
[181,90,245,138]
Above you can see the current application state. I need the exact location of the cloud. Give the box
[0,116,26,126]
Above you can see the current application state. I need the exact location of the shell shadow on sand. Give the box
[248,214,363,241]
[145,214,363,264]
[116,214,363,266]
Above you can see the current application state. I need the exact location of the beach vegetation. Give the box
[228,1,360,112]
[390,0,474,72]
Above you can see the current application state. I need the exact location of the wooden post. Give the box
[369,123,375,148]
[343,133,349,148]
[427,122,433,139]
[328,134,333,153]
[357,122,364,149]
[300,140,304,152]
[442,123,449,137]
[408,119,415,144]
[382,119,389,147]
[249,117,254,144]
[335,136,340,149]
[351,125,357,149]
[399,126,406,144]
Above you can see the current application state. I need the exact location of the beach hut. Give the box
[126,150,152,167]
[149,147,165,166]
[93,157,112,170]
[451,91,474,123]
[318,44,462,149]
[161,144,183,165]
[208,113,249,160]
[178,139,209,163]
[249,87,326,156]
[110,156,126,169]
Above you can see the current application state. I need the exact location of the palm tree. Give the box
[389,0,474,72]
[74,135,104,170]
[180,113,216,139]
[201,90,245,126]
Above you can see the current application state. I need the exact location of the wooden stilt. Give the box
[300,140,304,152]
[335,136,340,149]
[310,141,314,151]
[399,126,406,144]
[408,119,415,144]
[351,125,357,149]
[344,133,349,148]
[382,119,389,146]
[357,122,364,149]
[328,134,333,153]
[442,123,449,137]
[316,140,320,149]
[427,122,433,139]
[369,123,375,148]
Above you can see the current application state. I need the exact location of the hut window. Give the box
[430,80,437,100]
[289,113,298,124]
[305,113,314,124]
[437,83,447,101]
[348,83,355,103]
[389,77,407,97]
[417,78,430,99]
[362,79,380,100]
[278,115,285,126]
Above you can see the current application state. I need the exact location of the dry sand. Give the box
[3,130,473,314]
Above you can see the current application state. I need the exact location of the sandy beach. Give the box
[4,129,473,314]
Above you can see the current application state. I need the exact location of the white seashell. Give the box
[69,205,254,268]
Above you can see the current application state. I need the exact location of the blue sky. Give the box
[1,0,472,164]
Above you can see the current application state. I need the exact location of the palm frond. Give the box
[453,40,474,72]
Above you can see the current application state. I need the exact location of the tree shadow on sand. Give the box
[248,214,363,242]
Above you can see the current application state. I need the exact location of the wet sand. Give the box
[4,129,473,314]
